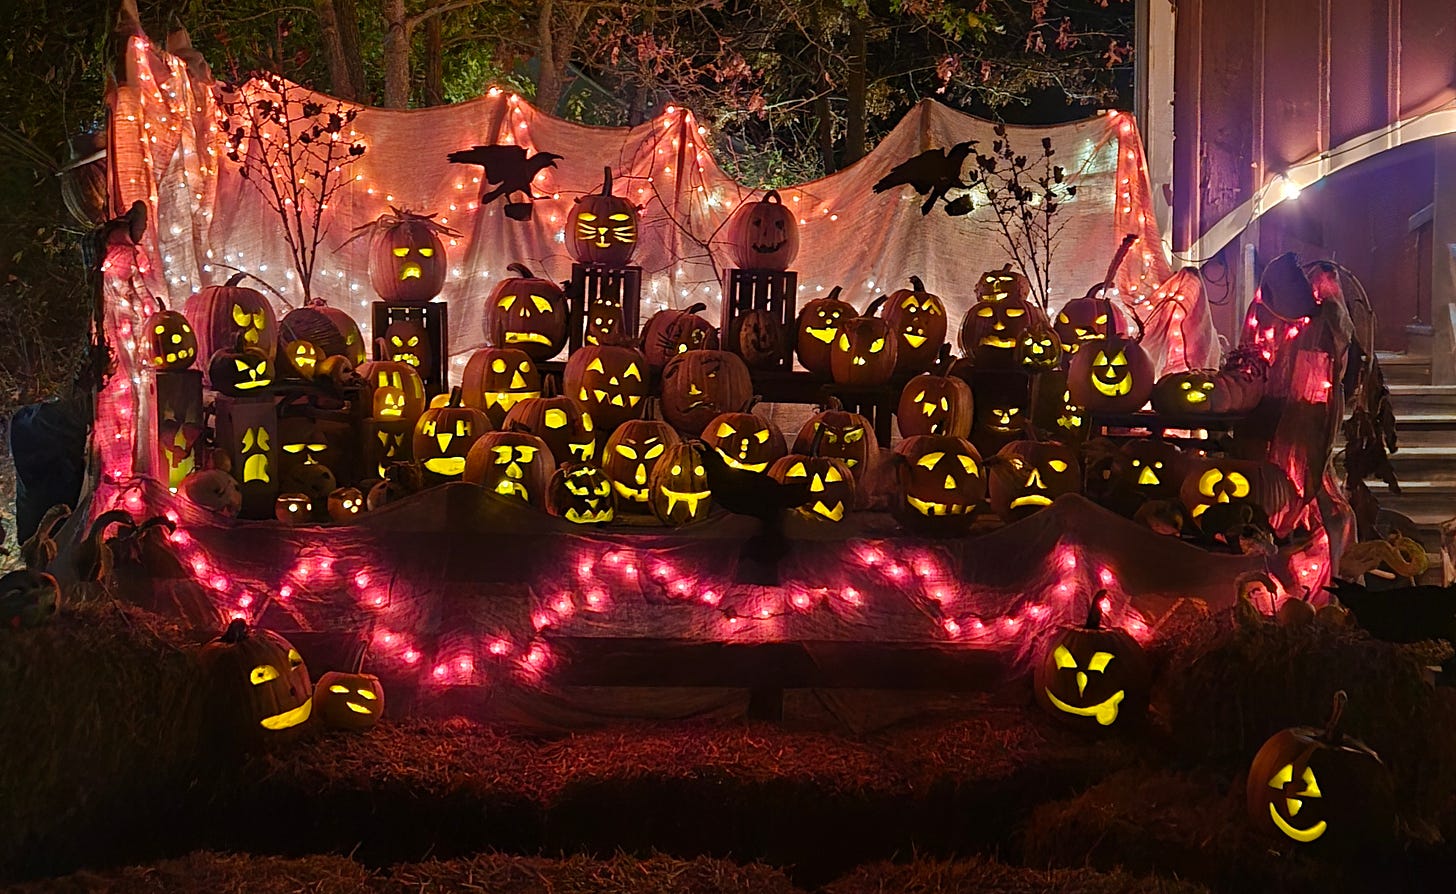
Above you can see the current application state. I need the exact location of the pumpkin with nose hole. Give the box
[1054,286,1126,359]
[1179,456,1292,525]
[563,343,649,433]
[1018,321,1063,373]
[1246,691,1395,848]
[987,440,1081,521]
[831,297,898,387]
[381,319,431,373]
[463,426,555,505]
[795,286,856,376]
[569,167,639,267]
[313,671,384,731]
[975,264,1032,303]
[197,619,313,748]
[967,369,1033,458]
[891,435,984,535]
[186,273,278,378]
[728,189,799,271]
[649,441,714,525]
[603,419,680,512]
[278,416,337,476]
[143,296,198,370]
[1152,368,1254,416]
[502,378,597,464]
[641,303,719,371]
[769,437,856,523]
[281,339,319,379]
[461,347,542,427]
[1110,439,1184,506]
[547,462,616,524]
[659,350,752,437]
[482,263,568,361]
[702,411,787,474]
[1033,595,1149,730]
[366,207,454,303]
[358,360,426,425]
[961,295,1043,370]
[881,276,947,374]
[793,398,878,475]
[413,387,491,480]
[1067,333,1155,414]
[898,351,974,439]
[1032,369,1089,444]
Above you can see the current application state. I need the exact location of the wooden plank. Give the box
[1398,0,1456,117]
[1329,0,1391,148]
[1262,0,1324,170]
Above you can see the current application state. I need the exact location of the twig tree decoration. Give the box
[221,74,367,302]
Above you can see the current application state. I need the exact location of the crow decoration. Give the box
[693,438,814,586]
[446,145,564,220]
[1325,579,1456,645]
[872,142,975,215]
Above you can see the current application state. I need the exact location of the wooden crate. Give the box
[567,263,642,349]
[371,302,450,398]
[722,269,798,370]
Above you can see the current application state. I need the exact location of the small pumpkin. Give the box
[197,619,313,747]
[313,671,384,731]
[413,386,492,480]
[793,398,879,474]
[280,462,337,515]
[278,416,337,476]
[649,441,714,525]
[898,348,974,439]
[602,418,680,511]
[463,425,555,505]
[794,286,856,376]
[729,309,787,369]
[568,167,639,267]
[975,264,1032,303]
[727,189,799,271]
[768,433,855,522]
[143,296,198,370]
[502,377,597,465]
[891,435,984,535]
[831,297,898,387]
[881,276,947,374]
[1031,369,1089,444]
[326,486,365,523]
[1018,321,1064,373]
[357,360,427,425]
[986,439,1082,522]
[641,303,719,371]
[363,207,456,303]
[1033,595,1149,730]
[659,350,753,437]
[185,273,278,375]
[967,369,1033,458]
[563,342,649,434]
[181,468,242,517]
[482,263,569,361]
[281,339,320,379]
[702,410,787,473]
[208,345,275,396]
[1109,439,1184,506]
[380,319,431,374]
[275,493,314,525]
[547,462,616,524]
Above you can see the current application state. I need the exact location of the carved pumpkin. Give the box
[503,378,596,464]
[1018,321,1063,373]
[1033,595,1149,730]
[280,462,337,516]
[729,309,787,369]
[280,300,363,364]
[603,419,680,512]
[986,440,1081,522]
[641,303,719,371]
[197,619,312,747]
[357,360,426,425]
[143,297,198,370]
[366,208,452,303]
[185,273,278,376]
[326,486,365,523]
[463,426,555,505]
[831,297,898,387]
[769,441,855,523]
[313,671,384,731]
[1109,439,1184,506]
[882,276,947,373]
[1179,456,1293,524]
[275,493,314,525]
[461,347,541,427]
[1152,365,1265,416]
[1067,334,1155,414]
[727,189,799,271]
[898,350,974,438]
[281,339,319,379]
[1054,286,1126,359]
[659,350,752,437]
[794,286,856,376]
[482,263,568,361]
[793,398,878,474]
[1246,691,1395,848]
[649,441,713,525]
[891,435,984,535]
[967,369,1033,458]
[563,343,649,433]
[584,286,627,347]
[569,167,639,267]
[702,411,787,473]
[413,387,491,480]
[208,346,275,396]
[961,296,1042,370]
[366,461,424,510]
[547,462,616,524]
[381,319,431,373]
[1031,369,1089,444]
[296,299,366,365]
[975,264,1032,303]
[181,468,242,517]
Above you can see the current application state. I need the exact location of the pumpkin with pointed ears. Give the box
[569,167,639,267]
[413,387,492,480]
[898,347,974,438]
[462,347,541,427]
[769,430,855,522]
[563,342,649,433]
[502,377,597,464]
[794,286,856,376]
[208,345,275,396]
[326,486,366,523]
[649,441,714,525]
[463,425,555,505]
[882,276,947,373]
[547,463,616,524]
[357,360,426,425]
[362,207,458,304]
[659,349,752,437]
[313,671,384,731]
[793,398,878,475]
[891,435,984,535]
[986,439,1081,522]
[603,418,680,512]
[280,299,365,364]
[975,264,1032,303]
[641,303,719,371]
[1054,285,1126,360]
[1033,594,1149,730]
[729,309,787,369]
[831,297,898,387]
[483,263,569,361]
[197,619,313,748]
[702,410,787,474]
[186,273,278,376]
[727,189,799,271]
[143,296,198,370]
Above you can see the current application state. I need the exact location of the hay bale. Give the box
[824,855,1210,893]
[382,851,800,893]
[9,851,373,893]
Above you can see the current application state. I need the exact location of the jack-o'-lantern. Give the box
[413,387,491,479]
[278,417,336,474]
[987,440,1081,521]
[729,309,786,369]
[364,207,455,303]
[313,671,384,731]
[584,289,627,347]
[197,619,313,746]
[793,398,878,473]
[569,167,639,267]
[891,435,984,534]
[463,426,555,505]
[769,438,855,522]
[1032,370,1089,444]
[603,419,680,511]
[1151,369,1219,415]
[143,297,198,370]
[968,369,1033,457]
[898,352,974,438]
[563,343,649,433]
[641,303,719,370]
[1018,322,1063,373]
[326,486,365,523]
[281,339,319,379]
[280,299,365,364]
[1246,691,1395,848]
[275,493,314,525]
[649,441,713,525]
[1033,595,1149,729]
[364,419,411,480]
[461,347,541,427]
[1109,439,1183,506]
[882,276,947,373]
[795,287,856,376]
[280,462,337,515]
[1067,334,1155,414]
[831,297,898,387]
[547,463,616,524]
[702,411,787,473]
[727,189,799,271]
[502,378,597,464]
[660,350,752,437]
[0,569,61,628]
[483,263,569,361]
[366,461,423,510]
[357,360,426,424]
[186,273,279,375]
[975,264,1031,303]
[1179,457,1292,524]
[208,346,275,396]
[381,319,431,373]
[1053,286,1125,358]
[181,469,242,517]
[961,296,1042,370]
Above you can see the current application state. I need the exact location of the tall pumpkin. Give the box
[641,303,719,371]
[361,207,457,304]
[881,276,947,374]
[649,441,714,525]
[568,167,639,267]
[185,273,278,376]
[143,296,199,370]
[727,189,799,271]
[659,349,753,437]
[897,347,974,439]
[831,296,898,387]
[482,263,569,361]
[794,286,856,376]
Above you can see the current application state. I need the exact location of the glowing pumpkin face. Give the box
[365,419,411,480]
[1178,458,1280,521]
[382,319,431,373]
[547,463,616,524]
[358,361,427,425]
[327,486,365,523]
[641,303,719,370]
[313,671,384,731]
[987,440,1080,521]
[602,420,679,510]
[198,620,312,747]
[463,429,554,505]
[702,412,787,473]
[282,339,319,378]
[236,423,276,509]
[728,189,799,271]
[278,417,335,474]
[891,435,984,535]
[585,290,626,347]
[502,386,597,465]
[769,454,855,522]
[975,265,1031,303]
[208,347,275,396]
[649,442,713,525]
[794,289,856,376]
[962,297,1036,369]
[368,211,449,303]
[897,373,974,439]
[1067,335,1155,414]
[967,369,1032,458]
[1151,370,1227,416]
[186,275,278,374]
[568,167,639,268]
[275,493,314,525]
[413,388,491,479]
[1053,292,1122,357]
[483,263,568,361]
[563,345,649,432]
[830,303,898,387]
[659,350,753,437]
[1112,440,1183,504]
[1018,324,1063,373]
[793,403,878,472]
[461,348,541,427]
[144,305,198,370]
[1033,598,1149,729]
[882,277,947,373]
[1032,370,1089,444]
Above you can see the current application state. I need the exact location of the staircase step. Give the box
[1364,479,1456,526]
[1380,446,1456,480]
[1388,384,1456,414]
[1376,352,1432,386]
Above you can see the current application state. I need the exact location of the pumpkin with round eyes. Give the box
[547,462,616,524]
[882,276,947,373]
[649,441,714,525]
[584,288,626,347]
[1246,691,1395,848]
[186,273,279,377]
[1067,334,1156,414]
[280,462,337,517]
[1178,456,1293,525]
[502,378,597,465]
[961,296,1043,369]
[208,346,275,396]
[729,309,787,370]
[769,443,855,523]
[326,486,366,523]
[482,263,569,361]
[1033,594,1149,730]
[569,167,639,267]
[275,493,314,525]
[564,343,649,433]
[1109,439,1184,507]
[463,426,555,505]
[1031,369,1090,444]
[1053,286,1127,359]
[975,264,1032,303]
[728,189,800,271]
[987,439,1081,521]
[381,319,431,373]
[891,435,985,534]
[659,350,753,437]
[793,398,879,474]
[795,286,857,376]
[357,360,427,425]
[280,299,364,364]
[641,303,719,371]
[603,419,680,511]
[1018,321,1064,373]
[197,619,313,747]
[143,297,198,370]
[898,350,974,439]
[702,411,787,474]
[831,297,898,387]
[461,347,542,427]
[367,207,451,303]
[313,671,384,731]
[413,387,492,480]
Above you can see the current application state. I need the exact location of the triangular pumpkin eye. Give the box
[588,358,605,373]
[825,466,844,482]
[787,462,807,478]
[499,295,517,310]
[531,295,553,312]
[837,334,851,350]
[624,363,642,380]
[916,452,945,469]
[716,422,736,438]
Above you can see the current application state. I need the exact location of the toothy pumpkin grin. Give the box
[658,486,709,517]
[906,495,975,516]
[565,507,614,524]
[613,481,650,502]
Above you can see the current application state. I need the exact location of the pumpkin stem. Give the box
[225,272,248,288]
[826,285,844,302]
[866,295,890,316]
[1085,591,1107,629]
[935,344,953,375]
[808,421,827,457]
[763,189,782,205]
[507,262,534,279]
[1097,234,1140,334]
[1323,690,1348,745]
[219,618,248,643]
[153,295,168,312]
[684,302,707,315]
[909,275,926,293]
[541,375,559,398]
[820,395,844,413]
[448,385,464,407]
[600,166,614,195]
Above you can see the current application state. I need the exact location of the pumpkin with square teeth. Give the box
[483,263,568,361]
[987,439,1081,521]
[198,619,313,748]
[660,350,752,437]
[413,386,491,480]
[569,167,639,267]
[898,348,974,438]
[143,297,198,370]
[831,297,898,387]
[564,343,649,433]
[793,398,879,474]
[975,264,1032,303]
[649,441,714,525]
[769,431,855,522]
[313,671,384,731]
[208,345,275,396]
[891,435,984,534]
[728,189,799,271]
[461,347,542,427]
[547,462,616,524]
[641,303,719,371]
[881,276,947,373]
[381,319,431,373]
[463,425,555,505]
[364,207,456,304]
[186,273,278,379]
[602,418,680,512]
[1034,595,1149,730]
[358,360,426,425]
[502,377,597,464]
[701,410,787,474]
[794,286,856,376]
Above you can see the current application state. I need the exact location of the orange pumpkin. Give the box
[727,189,799,271]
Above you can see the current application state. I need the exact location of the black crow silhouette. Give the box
[446,145,563,211]
[693,439,813,586]
[1325,579,1456,644]
[873,142,975,215]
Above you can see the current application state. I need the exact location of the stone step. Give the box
[1388,384,1456,415]
[1364,479,1456,526]
[1391,417,1456,447]
[1379,445,1456,479]
[1376,351,1432,387]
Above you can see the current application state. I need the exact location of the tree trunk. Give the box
[815,88,835,174]
[335,0,369,102]
[382,0,411,108]
[534,0,562,112]
[424,16,444,106]
[313,0,355,100]
[843,14,868,165]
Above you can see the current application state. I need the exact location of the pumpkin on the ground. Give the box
[1033,594,1149,730]
[313,671,384,731]
[197,619,313,747]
